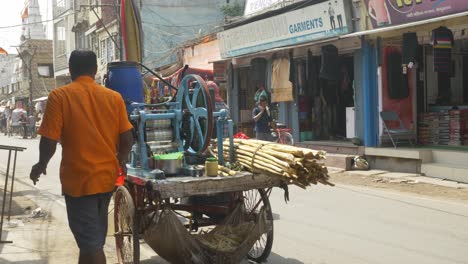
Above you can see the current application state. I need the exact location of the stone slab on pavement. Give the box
[343,170,388,177]
[379,172,420,179]
[405,176,468,189]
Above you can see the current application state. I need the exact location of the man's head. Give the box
[259,95,267,107]
[256,82,264,90]
[69,50,98,81]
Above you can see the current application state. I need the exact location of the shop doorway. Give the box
[293,55,355,142]
[417,40,468,148]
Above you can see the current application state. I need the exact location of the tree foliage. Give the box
[220,1,245,17]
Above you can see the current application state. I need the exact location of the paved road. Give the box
[1,135,468,264]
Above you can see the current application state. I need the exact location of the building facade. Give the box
[53,0,76,86]
[0,0,54,109]
[217,0,360,142]
[53,0,121,85]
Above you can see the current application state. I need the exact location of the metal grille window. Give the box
[55,21,66,55]
[89,35,99,55]
[106,37,114,63]
[100,40,106,63]
[76,31,88,50]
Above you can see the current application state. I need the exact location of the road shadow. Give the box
[0,186,36,218]
[267,252,305,264]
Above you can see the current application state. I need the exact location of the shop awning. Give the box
[342,11,468,39]
[211,36,340,62]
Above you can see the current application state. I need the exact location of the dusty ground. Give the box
[329,172,468,203]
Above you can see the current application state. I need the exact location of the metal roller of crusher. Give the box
[124,74,215,177]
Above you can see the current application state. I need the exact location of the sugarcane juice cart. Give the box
[107,62,330,264]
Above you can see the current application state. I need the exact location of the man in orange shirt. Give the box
[29,50,134,264]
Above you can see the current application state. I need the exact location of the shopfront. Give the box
[360,0,468,148]
[218,0,359,142]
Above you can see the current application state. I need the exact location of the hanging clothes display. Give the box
[271,58,293,102]
[250,58,268,84]
[431,26,454,73]
[386,49,409,99]
[402,32,419,64]
[319,44,340,81]
[307,50,320,96]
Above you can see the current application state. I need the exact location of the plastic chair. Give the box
[380,111,415,148]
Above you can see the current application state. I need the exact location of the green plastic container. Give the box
[153,151,184,160]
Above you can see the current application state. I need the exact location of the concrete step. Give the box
[324,153,354,170]
[420,163,468,184]
[431,150,468,165]
[365,147,433,163]
[296,142,363,155]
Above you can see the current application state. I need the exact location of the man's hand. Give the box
[30,162,47,185]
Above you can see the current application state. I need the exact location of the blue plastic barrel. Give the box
[106,61,143,114]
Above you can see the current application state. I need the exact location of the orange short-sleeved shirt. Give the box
[38,76,133,197]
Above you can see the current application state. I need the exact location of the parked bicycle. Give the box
[271,122,294,145]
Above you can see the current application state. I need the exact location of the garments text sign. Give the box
[219,0,349,58]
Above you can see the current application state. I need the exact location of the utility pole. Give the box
[15,44,37,114]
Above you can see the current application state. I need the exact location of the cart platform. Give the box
[126,172,283,199]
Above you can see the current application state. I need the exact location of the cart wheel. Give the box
[244,189,273,263]
[114,186,140,264]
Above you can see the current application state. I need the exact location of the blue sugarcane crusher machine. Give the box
[105,61,234,179]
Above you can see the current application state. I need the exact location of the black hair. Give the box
[68,50,97,80]
[259,95,267,102]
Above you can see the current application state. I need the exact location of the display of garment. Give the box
[431,26,454,73]
[340,64,354,107]
[386,49,409,99]
[319,44,340,81]
[307,51,320,96]
[321,79,338,105]
[289,51,295,83]
[402,32,419,64]
[271,58,293,102]
[250,57,268,84]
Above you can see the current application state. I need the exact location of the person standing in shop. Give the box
[254,82,270,105]
[252,96,273,141]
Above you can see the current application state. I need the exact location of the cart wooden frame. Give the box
[114,172,284,264]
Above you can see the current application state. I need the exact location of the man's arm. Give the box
[30,136,58,185]
[253,107,264,122]
[117,129,133,167]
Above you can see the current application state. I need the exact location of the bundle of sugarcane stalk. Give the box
[211,139,333,188]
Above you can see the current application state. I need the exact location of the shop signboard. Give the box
[244,0,283,16]
[219,0,350,58]
[364,0,468,29]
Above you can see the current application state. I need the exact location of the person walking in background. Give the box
[27,113,36,138]
[0,113,6,134]
[252,96,273,141]
[29,50,134,264]
[4,105,11,136]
